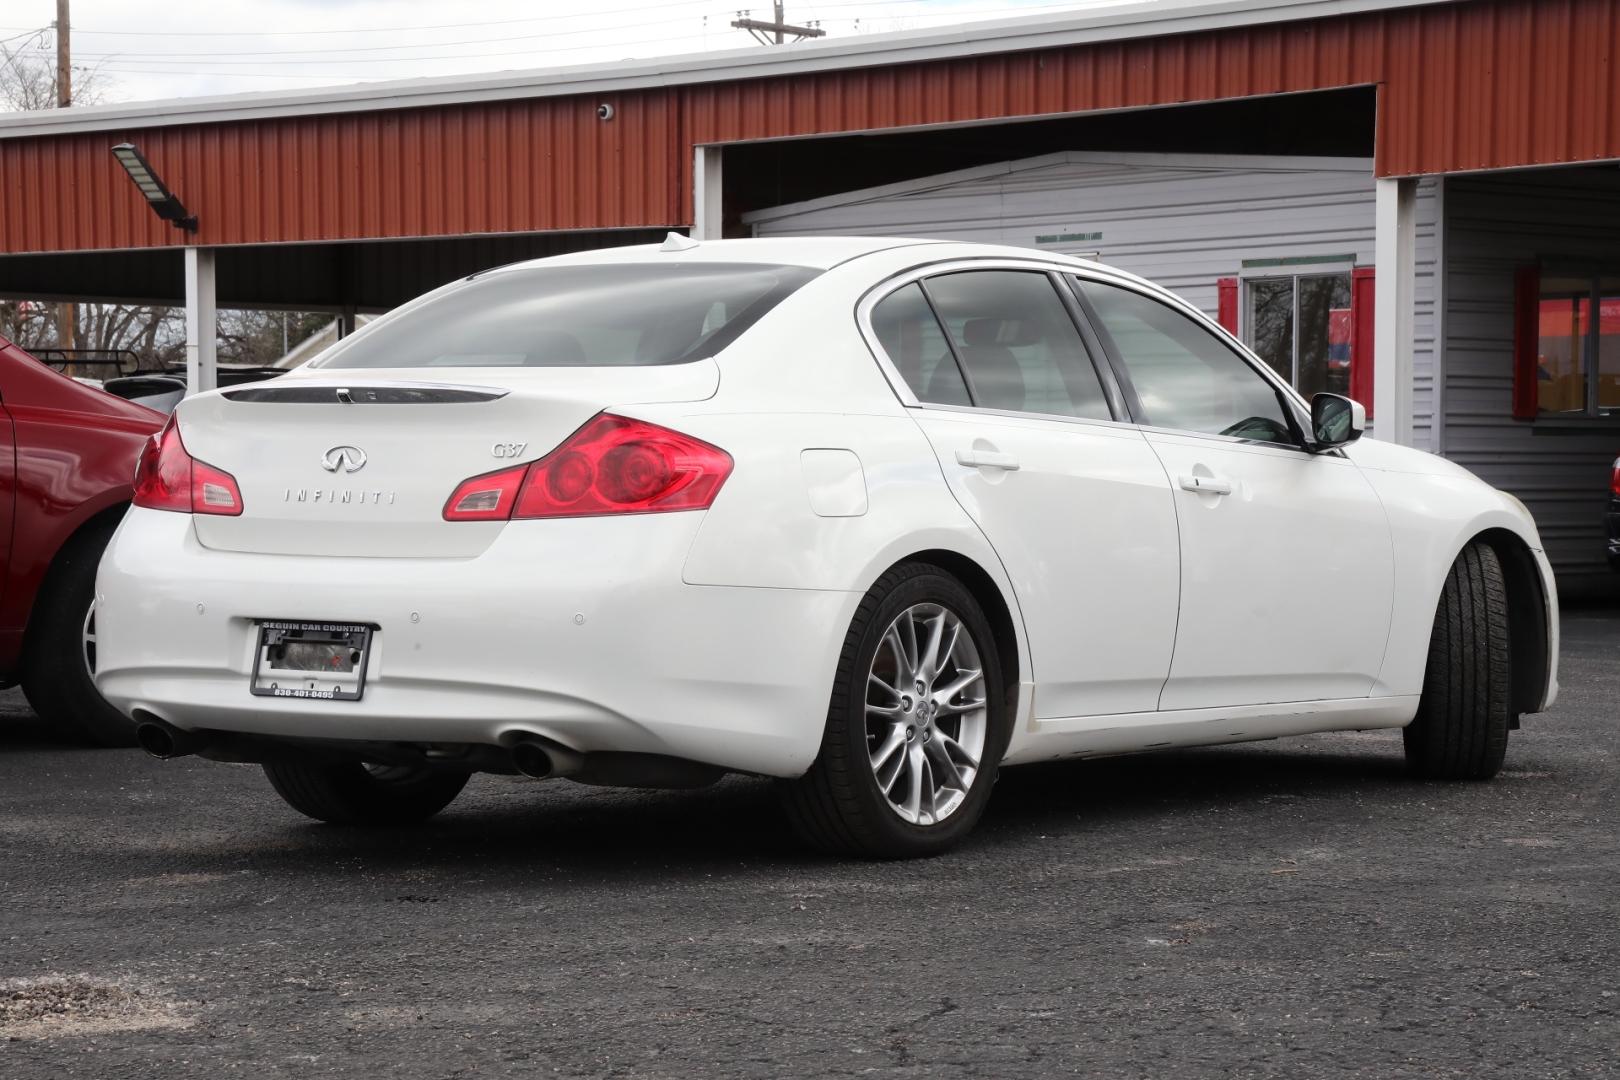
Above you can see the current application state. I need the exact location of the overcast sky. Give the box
[2,0,1132,105]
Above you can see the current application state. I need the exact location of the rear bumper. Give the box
[94,508,857,778]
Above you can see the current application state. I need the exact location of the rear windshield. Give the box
[316,262,820,369]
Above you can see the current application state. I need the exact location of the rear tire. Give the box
[262,762,469,825]
[781,562,1009,858]
[1403,541,1513,780]
[19,521,136,747]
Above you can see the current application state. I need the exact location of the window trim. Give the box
[1239,267,1356,393]
[856,257,1130,425]
[1063,271,1316,453]
[1520,263,1620,422]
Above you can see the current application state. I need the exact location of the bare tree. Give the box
[0,37,112,113]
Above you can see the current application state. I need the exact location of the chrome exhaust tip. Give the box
[510,740,554,779]
[134,719,205,760]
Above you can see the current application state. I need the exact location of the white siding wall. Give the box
[1444,170,1620,589]
[747,152,1439,448]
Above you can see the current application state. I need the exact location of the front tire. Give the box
[782,563,1009,858]
[263,762,470,825]
[1403,541,1512,780]
[19,521,136,747]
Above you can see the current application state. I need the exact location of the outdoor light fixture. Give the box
[111,143,197,232]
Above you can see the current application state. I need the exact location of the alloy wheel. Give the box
[865,602,988,825]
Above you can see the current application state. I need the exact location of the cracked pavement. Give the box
[1,610,1617,1077]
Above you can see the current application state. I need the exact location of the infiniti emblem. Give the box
[321,445,368,474]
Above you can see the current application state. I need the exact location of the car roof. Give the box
[482,235,985,273]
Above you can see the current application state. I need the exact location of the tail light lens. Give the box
[442,413,731,522]
[443,464,528,522]
[1612,456,1620,497]
[132,418,245,516]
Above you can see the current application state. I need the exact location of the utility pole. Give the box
[55,0,75,355]
[731,3,825,45]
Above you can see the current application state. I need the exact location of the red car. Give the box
[1,335,163,744]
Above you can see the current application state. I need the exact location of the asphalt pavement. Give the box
[1,611,1617,1079]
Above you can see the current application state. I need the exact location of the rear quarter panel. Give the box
[660,254,1040,756]
[0,341,161,672]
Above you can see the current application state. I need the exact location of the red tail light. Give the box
[442,414,731,521]
[132,418,245,516]
[1612,456,1620,497]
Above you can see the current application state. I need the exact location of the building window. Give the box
[1244,272,1353,400]
[1523,270,1620,417]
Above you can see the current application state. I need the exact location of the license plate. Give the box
[250,621,374,701]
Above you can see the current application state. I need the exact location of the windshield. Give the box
[316,262,820,370]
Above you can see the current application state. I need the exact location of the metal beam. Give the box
[693,145,724,240]
[1373,176,1416,446]
[183,246,218,396]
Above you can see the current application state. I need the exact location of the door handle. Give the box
[956,449,1021,471]
[1177,474,1233,496]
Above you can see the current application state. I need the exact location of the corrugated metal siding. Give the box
[749,152,1441,449]
[682,18,1386,147]
[1442,170,1620,587]
[1379,0,1620,177]
[0,92,680,254]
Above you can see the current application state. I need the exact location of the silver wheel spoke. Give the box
[934,730,980,773]
[926,736,968,794]
[919,611,947,685]
[868,671,900,701]
[897,615,920,678]
[902,741,926,821]
[935,695,986,719]
[870,724,907,777]
[933,667,983,704]
[81,603,98,679]
[935,619,962,680]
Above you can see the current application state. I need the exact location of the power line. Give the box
[0,1,718,39]
[22,2,1090,67]
[0,0,1095,40]
[31,13,718,60]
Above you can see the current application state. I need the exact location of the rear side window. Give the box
[870,283,971,406]
[318,262,820,369]
[923,270,1112,420]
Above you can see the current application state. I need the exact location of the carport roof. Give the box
[0,0,1455,139]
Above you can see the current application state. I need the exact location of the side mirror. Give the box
[1309,393,1365,451]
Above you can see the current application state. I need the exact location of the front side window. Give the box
[1077,278,1296,446]
[1532,271,1620,416]
[1246,272,1353,399]
[317,262,819,369]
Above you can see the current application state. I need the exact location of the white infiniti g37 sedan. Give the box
[95,236,1559,857]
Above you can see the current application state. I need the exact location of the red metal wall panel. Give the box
[678,17,1384,149]
[1377,0,1620,175]
[0,90,680,254]
[7,0,1620,256]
